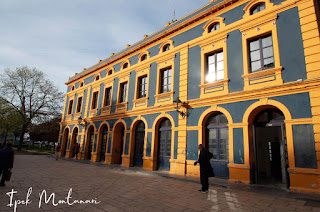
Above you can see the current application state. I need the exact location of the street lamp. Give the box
[173,97,188,119]
[78,116,87,127]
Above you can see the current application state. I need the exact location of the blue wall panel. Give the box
[271,93,312,119]
[123,116,137,130]
[148,62,157,107]
[125,134,130,155]
[277,8,307,83]
[292,124,317,169]
[107,134,112,153]
[143,113,161,129]
[127,71,136,111]
[146,132,152,157]
[86,88,93,117]
[111,78,119,114]
[148,44,161,58]
[173,23,206,46]
[166,111,179,127]
[220,3,246,25]
[173,53,180,100]
[81,89,88,117]
[188,45,201,100]
[63,96,70,121]
[227,30,244,93]
[113,62,122,73]
[187,106,210,126]
[97,83,105,116]
[129,54,140,67]
[174,131,178,159]
[233,128,244,164]
[186,130,199,160]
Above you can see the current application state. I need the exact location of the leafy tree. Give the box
[0,66,64,150]
[29,115,61,149]
[0,101,23,143]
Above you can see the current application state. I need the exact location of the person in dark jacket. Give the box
[0,142,14,186]
[194,144,214,193]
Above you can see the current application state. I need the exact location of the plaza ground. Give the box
[0,154,320,212]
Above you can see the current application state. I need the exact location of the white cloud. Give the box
[0,0,208,92]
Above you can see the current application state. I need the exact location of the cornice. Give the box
[65,0,241,85]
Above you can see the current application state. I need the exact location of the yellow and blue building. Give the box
[59,0,320,193]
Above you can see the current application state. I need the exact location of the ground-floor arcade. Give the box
[59,92,320,193]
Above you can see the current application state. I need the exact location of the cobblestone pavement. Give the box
[0,155,320,212]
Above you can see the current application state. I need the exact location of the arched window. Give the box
[140,54,147,62]
[205,113,228,161]
[163,44,171,52]
[209,23,220,33]
[80,82,84,87]
[123,62,129,69]
[250,3,266,14]
[95,75,100,81]
[71,86,75,91]
[158,118,172,170]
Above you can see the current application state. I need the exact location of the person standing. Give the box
[0,142,14,187]
[74,143,80,160]
[194,144,214,193]
[55,143,61,160]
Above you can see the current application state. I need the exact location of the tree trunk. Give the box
[4,131,8,143]
[18,126,27,151]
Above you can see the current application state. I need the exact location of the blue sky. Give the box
[0,0,208,92]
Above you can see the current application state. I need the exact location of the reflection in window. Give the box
[104,87,112,107]
[206,113,229,161]
[206,51,224,83]
[92,92,99,109]
[76,97,82,113]
[163,44,171,52]
[68,100,74,114]
[123,63,129,69]
[160,68,172,93]
[119,82,128,103]
[141,54,147,62]
[209,23,220,32]
[138,76,148,98]
[249,34,275,72]
[250,3,266,15]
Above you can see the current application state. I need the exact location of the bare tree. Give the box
[0,66,64,150]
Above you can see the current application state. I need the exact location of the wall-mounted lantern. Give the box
[173,97,188,119]
[78,116,87,128]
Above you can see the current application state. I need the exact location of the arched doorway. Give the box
[133,121,145,167]
[87,126,94,160]
[113,122,125,164]
[252,108,289,186]
[70,127,79,158]
[205,112,229,178]
[61,128,69,157]
[157,119,172,170]
[99,125,108,162]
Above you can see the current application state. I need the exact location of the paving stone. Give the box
[0,155,320,212]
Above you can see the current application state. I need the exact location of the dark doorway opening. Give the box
[134,121,145,167]
[113,123,125,164]
[157,119,172,171]
[253,108,289,187]
[70,128,78,158]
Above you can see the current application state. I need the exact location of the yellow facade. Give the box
[60,0,320,193]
